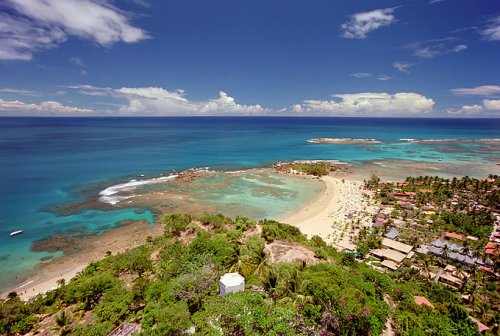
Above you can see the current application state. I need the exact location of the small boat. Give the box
[10,230,23,236]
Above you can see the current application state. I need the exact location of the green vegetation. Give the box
[276,162,340,177]
[0,213,494,335]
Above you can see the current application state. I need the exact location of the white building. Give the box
[220,273,245,297]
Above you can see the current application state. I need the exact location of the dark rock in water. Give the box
[43,197,114,216]
[40,256,53,261]
[135,209,145,214]
[31,228,94,254]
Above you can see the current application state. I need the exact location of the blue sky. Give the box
[0,0,499,117]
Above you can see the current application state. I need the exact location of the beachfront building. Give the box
[384,228,400,240]
[381,238,413,254]
[220,273,245,297]
[427,239,481,266]
[371,238,414,270]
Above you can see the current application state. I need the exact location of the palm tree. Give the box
[467,282,481,312]
[262,266,280,299]
[252,248,269,277]
[471,241,486,263]
[293,294,313,308]
[55,309,72,336]
[417,254,433,281]
[229,254,253,278]
[441,244,450,260]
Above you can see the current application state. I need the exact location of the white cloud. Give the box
[292,104,303,113]
[408,39,467,59]
[451,85,500,96]
[69,85,269,115]
[199,91,266,115]
[0,97,93,115]
[393,61,413,73]
[0,0,148,61]
[70,56,84,67]
[340,8,396,39]
[301,92,435,116]
[452,44,467,52]
[414,46,441,59]
[0,87,40,96]
[0,12,66,60]
[350,73,391,80]
[481,16,500,41]
[429,0,445,3]
[483,99,500,110]
[350,72,372,78]
[445,99,500,116]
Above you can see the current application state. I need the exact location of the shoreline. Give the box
[1,219,164,301]
[2,159,497,300]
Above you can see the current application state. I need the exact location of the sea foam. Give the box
[99,175,178,205]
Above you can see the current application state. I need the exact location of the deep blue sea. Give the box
[0,117,499,290]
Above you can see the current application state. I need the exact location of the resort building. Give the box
[428,239,481,266]
[371,249,407,264]
[384,228,400,240]
[381,259,399,271]
[381,238,413,254]
[371,238,414,270]
[444,232,465,241]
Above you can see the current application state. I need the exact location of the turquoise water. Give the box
[187,173,323,219]
[0,117,499,290]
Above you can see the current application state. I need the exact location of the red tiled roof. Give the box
[480,266,494,273]
[444,232,465,241]
[485,241,497,249]
[485,248,498,255]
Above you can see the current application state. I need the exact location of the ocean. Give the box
[0,117,499,290]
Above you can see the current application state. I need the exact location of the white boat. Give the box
[9,230,23,236]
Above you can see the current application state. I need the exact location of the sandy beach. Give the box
[280,175,377,249]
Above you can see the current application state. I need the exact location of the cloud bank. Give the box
[4,85,500,117]
[295,92,435,117]
[0,97,93,115]
[446,99,500,116]
[0,0,148,61]
[68,85,269,115]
